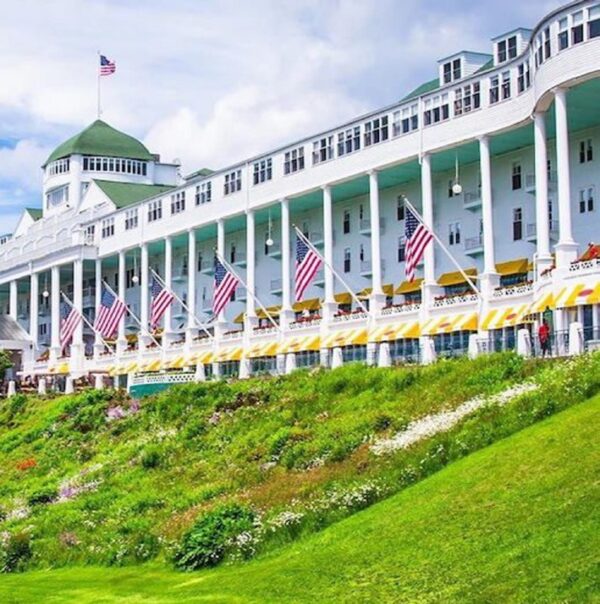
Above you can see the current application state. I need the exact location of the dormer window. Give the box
[497,36,517,63]
[442,58,461,84]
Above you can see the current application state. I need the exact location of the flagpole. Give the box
[96,50,101,119]
[101,279,162,349]
[402,196,481,298]
[60,291,115,355]
[149,267,214,341]
[293,226,371,316]
[214,250,282,332]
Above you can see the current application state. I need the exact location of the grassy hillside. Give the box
[0,353,599,576]
[1,390,598,603]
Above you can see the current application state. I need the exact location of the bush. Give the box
[173,503,256,570]
[0,531,32,573]
[27,486,58,506]
[141,446,162,469]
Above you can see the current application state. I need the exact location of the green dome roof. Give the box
[43,120,154,167]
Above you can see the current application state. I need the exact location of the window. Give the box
[125,208,138,230]
[490,76,500,104]
[501,71,511,100]
[423,94,449,125]
[397,196,405,221]
[83,156,147,175]
[101,217,115,239]
[343,248,351,273]
[284,147,305,174]
[393,103,419,136]
[364,116,389,146]
[253,158,272,184]
[507,36,517,59]
[543,27,551,59]
[47,158,70,176]
[512,162,522,190]
[448,222,461,246]
[45,184,69,208]
[337,126,361,156]
[454,82,480,116]
[497,39,507,63]
[442,59,461,83]
[397,237,406,262]
[312,136,334,164]
[443,61,452,84]
[572,10,584,44]
[343,210,351,234]
[513,208,523,241]
[579,139,593,163]
[589,4,600,38]
[148,199,162,222]
[579,187,595,213]
[195,181,212,205]
[224,169,242,194]
[171,191,186,214]
[558,17,569,50]
[229,243,237,264]
[517,61,530,92]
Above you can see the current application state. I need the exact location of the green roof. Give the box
[185,167,214,180]
[44,120,154,167]
[475,58,495,74]
[25,208,43,221]
[93,179,175,209]
[400,78,440,103]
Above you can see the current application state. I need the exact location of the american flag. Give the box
[60,302,81,351]
[94,287,127,338]
[99,54,116,76]
[295,236,322,301]
[405,205,433,282]
[213,257,239,317]
[149,277,175,330]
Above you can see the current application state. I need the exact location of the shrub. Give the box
[173,503,256,570]
[0,531,32,573]
[141,446,162,469]
[27,486,58,506]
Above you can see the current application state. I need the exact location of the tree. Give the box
[0,350,13,381]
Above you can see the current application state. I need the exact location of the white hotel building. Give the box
[2,0,600,386]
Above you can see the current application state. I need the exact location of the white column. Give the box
[187,229,197,337]
[216,219,226,332]
[368,170,384,312]
[8,280,17,321]
[533,112,552,272]
[50,265,60,359]
[164,236,173,336]
[322,184,336,322]
[30,273,39,351]
[421,153,435,285]
[280,198,294,329]
[554,87,578,267]
[72,259,84,348]
[117,252,127,351]
[140,243,149,343]
[479,136,499,296]
[246,211,256,321]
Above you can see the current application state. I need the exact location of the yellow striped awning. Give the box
[481,304,532,330]
[257,306,281,319]
[323,328,368,348]
[279,334,321,354]
[216,346,244,362]
[554,281,600,308]
[140,359,161,373]
[192,350,214,365]
[247,340,279,358]
[529,290,556,313]
[168,356,186,370]
[395,278,423,295]
[124,361,139,374]
[422,313,478,335]
[369,321,420,342]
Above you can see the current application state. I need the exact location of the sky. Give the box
[0,0,565,233]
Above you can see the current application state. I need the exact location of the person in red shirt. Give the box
[538,319,551,357]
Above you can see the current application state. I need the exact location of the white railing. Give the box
[231,251,247,264]
[289,318,322,330]
[463,191,481,207]
[381,303,421,316]
[569,258,600,273]
[526,221,559,239]
[525,171,557,191]
[432,293,479,308]
[270,278,282,292]
[251,325,279,336]
[130,372,195,386]
[492,282,533,298]
[464,234,483,251]
[222,331,243,341]
[332,311,369,323]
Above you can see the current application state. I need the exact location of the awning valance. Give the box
[247,340,279,358]
[140,359,161,373]
[323,328,368,348]
[279,334,321,354]
[167,356,186,370]
[422,312,478,335]
[369,321,420,342]
[216,346,243,362]
[481,304,532,330]
[437,268,477,287]
[529,290,555,314]
[257,306,281,319]
[334,292,352,305]
[554,282,600,308]
[357,284,394,299]
[495,258,529,276]
[395,278,423,295]
[192,350,214,365]
[293,298,321,312]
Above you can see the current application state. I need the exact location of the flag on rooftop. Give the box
[405,205,433,282]
[213,257,239,317]
[99,54,116,76]
[295,235,322,301]
[94,287,127,338]
[149,277,174,330]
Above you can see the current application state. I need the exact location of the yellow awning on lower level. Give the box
[323,328,368,348]
[216,346,244,362]
[554,281,600,308]
[192,350,214,365]
[481,304,532,330]
[395,278,423,295]
[422,312,478,335]
[369,321,420,342]
[140,359,161,373]
[437,268,477,287]
[279,334,321,354]
[167,356,186,370]
[495,258,529,276]
[529,290,555,314]
[247,340,279,358]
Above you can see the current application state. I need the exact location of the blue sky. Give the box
[0,0,564,232]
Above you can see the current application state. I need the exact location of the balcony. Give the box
[359,217,386,236]
[432,292,479,308]
[270,278,282,295]
[332,310,369,323]
[492,282,533,299]
[464,234,484,256]
[569,258,600,275]
[199,259,214,275]
[463,190,482,211]
[524,171,557,193]
[526,221,559,243]
[308,231,324,247]
[201,298,213,313]
[381,302,421,316]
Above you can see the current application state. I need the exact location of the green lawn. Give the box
[2,394,598,603]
